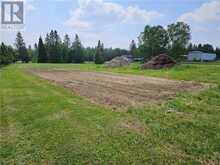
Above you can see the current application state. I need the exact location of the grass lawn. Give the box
[1,63,220,164]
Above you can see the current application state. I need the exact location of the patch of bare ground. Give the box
[29,69,209,110]
[120,119,147,134]
[0,122,20,142]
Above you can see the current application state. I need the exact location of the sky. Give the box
[0,0,220,49]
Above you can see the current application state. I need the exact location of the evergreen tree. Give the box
[38,37,47,63]
[27,45,33,61]
[84,47,96,61]
[0,42,15,64]
[15,32,29,63]
[53,30,62,63]
[129,40,136,56]
[216,47,220,60]
[63,34,71,63]
[201,44,214,53]
[94,40,104,64]
[70,34,84,63]
[31,43,38,63]
[198,44,203,51]
[44,30,62,63]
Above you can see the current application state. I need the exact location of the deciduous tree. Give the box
[167,22,191,59]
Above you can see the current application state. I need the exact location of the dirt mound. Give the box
[104,56,130,68]
[142,54,176,69]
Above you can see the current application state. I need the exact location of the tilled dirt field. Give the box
[30,69,207,110]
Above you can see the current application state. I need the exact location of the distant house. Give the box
[188,51,216,61]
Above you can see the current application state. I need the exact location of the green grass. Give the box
[1,63,220,164]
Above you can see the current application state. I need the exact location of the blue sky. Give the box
[0,0,220,49]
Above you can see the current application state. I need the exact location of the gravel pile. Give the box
[104,56,131,68]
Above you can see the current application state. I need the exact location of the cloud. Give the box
[64,0,162,30]
[178,0,220,23]
[64,19,91,29]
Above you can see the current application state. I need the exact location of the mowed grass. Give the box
[1,62,220,164]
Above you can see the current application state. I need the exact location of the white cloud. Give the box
[64,0,162,30]
[64,19,91,29]
[178,1,220,23]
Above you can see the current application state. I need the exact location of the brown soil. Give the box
[29,69,207,110]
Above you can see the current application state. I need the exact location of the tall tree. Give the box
[167,22,191,59]
[129,40,137,56]
[70,34,84,63]
[44,30,62,63]
[53,30,62,63]
[94,40,104,64]
[15,32,29,63]
[31,43,38,63]
[38,37,47,63]
[138,25,169,59]
[62,34,71,63]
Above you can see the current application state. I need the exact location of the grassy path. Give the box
[1,64,220,164]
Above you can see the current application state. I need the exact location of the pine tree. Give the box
[38,37,47,63]
[44,30,62,63]
[31,43,38,63]
[63,34,71,63]
[27,45,33,61]
[70,34,84,63]
[94,40,104,64]
[15,32,29,63]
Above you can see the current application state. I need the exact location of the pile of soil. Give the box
[104,56,130,68]
[142,54,176,69]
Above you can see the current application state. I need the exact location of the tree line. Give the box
[131,22,220,61]
[0,30,128,65]
[1,22,220,65]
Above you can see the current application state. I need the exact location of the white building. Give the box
[188,51,216,61]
